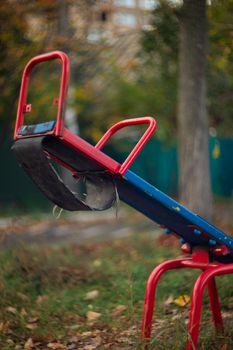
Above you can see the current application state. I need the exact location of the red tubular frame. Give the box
[13,51,157,177]
[96,117,156,175]
[140,250,233,350]
[45,117,156,177]
[14,51,70,139]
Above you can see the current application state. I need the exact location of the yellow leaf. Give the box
[173,294,190,307]
[212,142,221,159]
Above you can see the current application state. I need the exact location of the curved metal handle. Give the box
[14,51,70,139]
[95,117,157,175]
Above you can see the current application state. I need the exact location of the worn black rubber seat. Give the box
[12,136,117,211]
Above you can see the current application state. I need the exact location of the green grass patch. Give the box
[0,232,233,349]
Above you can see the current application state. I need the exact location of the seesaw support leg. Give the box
[141,259,233,350]
[186,269,206,350]
[187,264,233,350]
[207,277,223,333]
[141,258,190,346]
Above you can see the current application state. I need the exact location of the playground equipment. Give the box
[12,51,233,349]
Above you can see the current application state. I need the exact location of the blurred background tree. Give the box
[208,0,233,136]
[177,0,212,219]
[0,0,100,145]
[0,0,37,147]
[85,0,233,139]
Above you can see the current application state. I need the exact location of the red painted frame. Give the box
[14,51,157,176]
[60,117,156,175]
[14,51,70,139]
[96,117,156,175]
[141,249,233,349]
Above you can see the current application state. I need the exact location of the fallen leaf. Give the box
[17,292,29,301]
[85,290,99,300]
[6,306,17,314]
[26,323,37,330]
[173,294,190,307]
[0,321,10,333]
[47,342,66,349]
[15,345,22,350]
[112,305,127,314]
[36,295,49,304]
[20,308,27,317]
[6,338,14,345]
[24,338,33,350]
[164,295,173,306]
[81,331,92,337]
[86,311,101,322]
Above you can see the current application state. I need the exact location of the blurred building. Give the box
[69,0,156,79]
[87,0,156,44]
[84,0,156,45]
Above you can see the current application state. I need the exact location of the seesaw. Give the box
[12,51,233,349]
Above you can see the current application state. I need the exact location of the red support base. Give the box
[141,249,233,349]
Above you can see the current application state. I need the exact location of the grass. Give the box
[0,231,233,349]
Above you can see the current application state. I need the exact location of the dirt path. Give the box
[0,209,159,248]
[0,200,232,248]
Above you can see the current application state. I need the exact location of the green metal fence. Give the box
[0,137,232,211]
[210,137,233,197]
[0,143,50,211]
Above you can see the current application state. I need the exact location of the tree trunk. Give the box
[177,0,213,220]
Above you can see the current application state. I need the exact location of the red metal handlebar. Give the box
[14,51,70,139]
[95,117,157,175]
